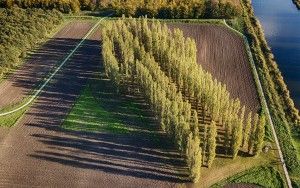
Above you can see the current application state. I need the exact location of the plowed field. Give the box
[168,23,260,112]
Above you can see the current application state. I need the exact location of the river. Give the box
[252,0,300,109]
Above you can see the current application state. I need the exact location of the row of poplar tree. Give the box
[102,17,266,183]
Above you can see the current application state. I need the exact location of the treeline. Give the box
[0,7,62,79]
[102,17,266,182]
[109,0,241,19]
[0,0,241,18]
[0,0,97,13]
[240,0,300,183]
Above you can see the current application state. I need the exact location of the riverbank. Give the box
[238,0,300,186]
[293,0,300,9]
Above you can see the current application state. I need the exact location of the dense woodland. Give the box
[0,0,241,18]
[0,0,97,12]
[102,17,266,182]
[109,0,241,18]
[0,7,62,78]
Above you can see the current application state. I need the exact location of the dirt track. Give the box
[0,21,185,187]
[169,23,260,113]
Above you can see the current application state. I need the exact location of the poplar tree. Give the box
[191,110,199,137]
[202,123,208,164]
[248,113,259,154]
[186,133,202,183]
[253,114,266,156]
[243,112,252,148]
[232,116,243,159]
[207,120,217,167]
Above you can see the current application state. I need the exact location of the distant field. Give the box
[168,23,260,113]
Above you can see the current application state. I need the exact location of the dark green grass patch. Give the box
[62,75,166,147]
[63,86,131,134]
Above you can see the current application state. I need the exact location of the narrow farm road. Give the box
[0,21,185,187]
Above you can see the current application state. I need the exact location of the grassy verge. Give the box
[211,166,285,188]
[293,132,300,160]
[199,148,281,187]
[0,106,29,127]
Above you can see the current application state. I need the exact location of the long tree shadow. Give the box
[25,37,188,183]
[0,37,90,109]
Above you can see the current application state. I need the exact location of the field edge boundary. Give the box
[223,19,293,188]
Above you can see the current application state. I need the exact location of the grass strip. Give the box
[211,166,285,188]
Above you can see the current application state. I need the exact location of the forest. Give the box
[0,7,63,79]
[109,0,241,18]
[0,0,97,12]
[0,0,241,18]
[102,17,266,182]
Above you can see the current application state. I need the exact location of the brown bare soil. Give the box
[168,23,260,113]
[0,21,186,187]
[0,21,95,110]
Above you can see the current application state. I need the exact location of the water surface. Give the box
[252,0,300,109]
